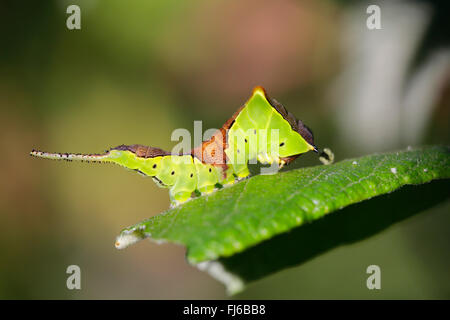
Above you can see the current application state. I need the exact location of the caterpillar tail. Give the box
[30,149,113,163]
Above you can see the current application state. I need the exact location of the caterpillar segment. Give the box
[31,86,319,206]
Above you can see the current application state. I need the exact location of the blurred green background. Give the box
[0,0,448,299]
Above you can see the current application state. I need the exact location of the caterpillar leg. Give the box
[169,190,193,207]
[198,185,215,195]
[220,174,236,187]
[235,166,250,180]
[226,163,250,182]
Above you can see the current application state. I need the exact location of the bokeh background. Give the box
[0,0,449,299]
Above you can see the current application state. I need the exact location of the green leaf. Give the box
[116,146,450,294]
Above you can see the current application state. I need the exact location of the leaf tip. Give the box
[115,230,145,250]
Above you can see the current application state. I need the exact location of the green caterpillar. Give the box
[31,87,331,207]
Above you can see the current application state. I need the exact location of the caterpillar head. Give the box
[269,97,317,152]
[296,120,317,153]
